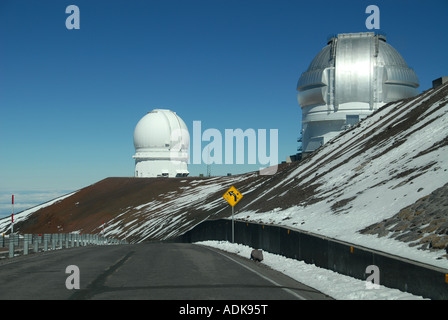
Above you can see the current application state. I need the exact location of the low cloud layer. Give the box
[0,191,72,218]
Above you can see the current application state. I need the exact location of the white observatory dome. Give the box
[297,32,419,156]
[133,109,189,177]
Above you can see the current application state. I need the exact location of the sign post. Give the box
[11,195,14,235]
[222,186,243,243]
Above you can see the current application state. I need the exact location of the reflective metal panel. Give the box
[296,32,419,156]
[335,34,373,105]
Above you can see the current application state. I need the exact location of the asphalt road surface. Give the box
[0,242,332,300]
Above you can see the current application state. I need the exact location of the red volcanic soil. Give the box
[12,164,293,241]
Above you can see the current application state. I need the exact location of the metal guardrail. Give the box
[1,233,127,259]
[175,219,448,300]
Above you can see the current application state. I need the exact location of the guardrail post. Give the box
[23,234,28,255]
[43,234,50,251]
[24,234,31,255]
[34,234,39,253]
[51,234,56,250]
[9,234,14,258]
[2,231,125,259]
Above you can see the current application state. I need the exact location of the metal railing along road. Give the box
[1,233,127,259]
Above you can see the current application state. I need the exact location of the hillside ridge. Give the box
[1,82,447,263]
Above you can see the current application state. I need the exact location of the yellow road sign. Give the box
[223,186,243,207]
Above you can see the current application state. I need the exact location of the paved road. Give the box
[0,243,332,300]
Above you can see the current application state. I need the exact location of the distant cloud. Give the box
[0,190,73,218]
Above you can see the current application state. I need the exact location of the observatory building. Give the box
[133,109,190,177]
[297,32,419,157]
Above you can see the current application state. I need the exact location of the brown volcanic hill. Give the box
[2,82,448,255]
[7,167,290,242]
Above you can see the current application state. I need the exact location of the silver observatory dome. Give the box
[297,32,419,156]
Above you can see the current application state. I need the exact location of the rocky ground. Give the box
[360,182,448,257]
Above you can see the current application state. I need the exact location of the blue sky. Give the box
[0,0,447,216]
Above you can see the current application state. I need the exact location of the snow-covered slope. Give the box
[99,174,255,242]
[0,192,77,234]
[234,82,448,268]
[2,83,447,269]
[0,174,261,242]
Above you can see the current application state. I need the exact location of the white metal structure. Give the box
[133,109,189,177]
[297,32,419,156]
